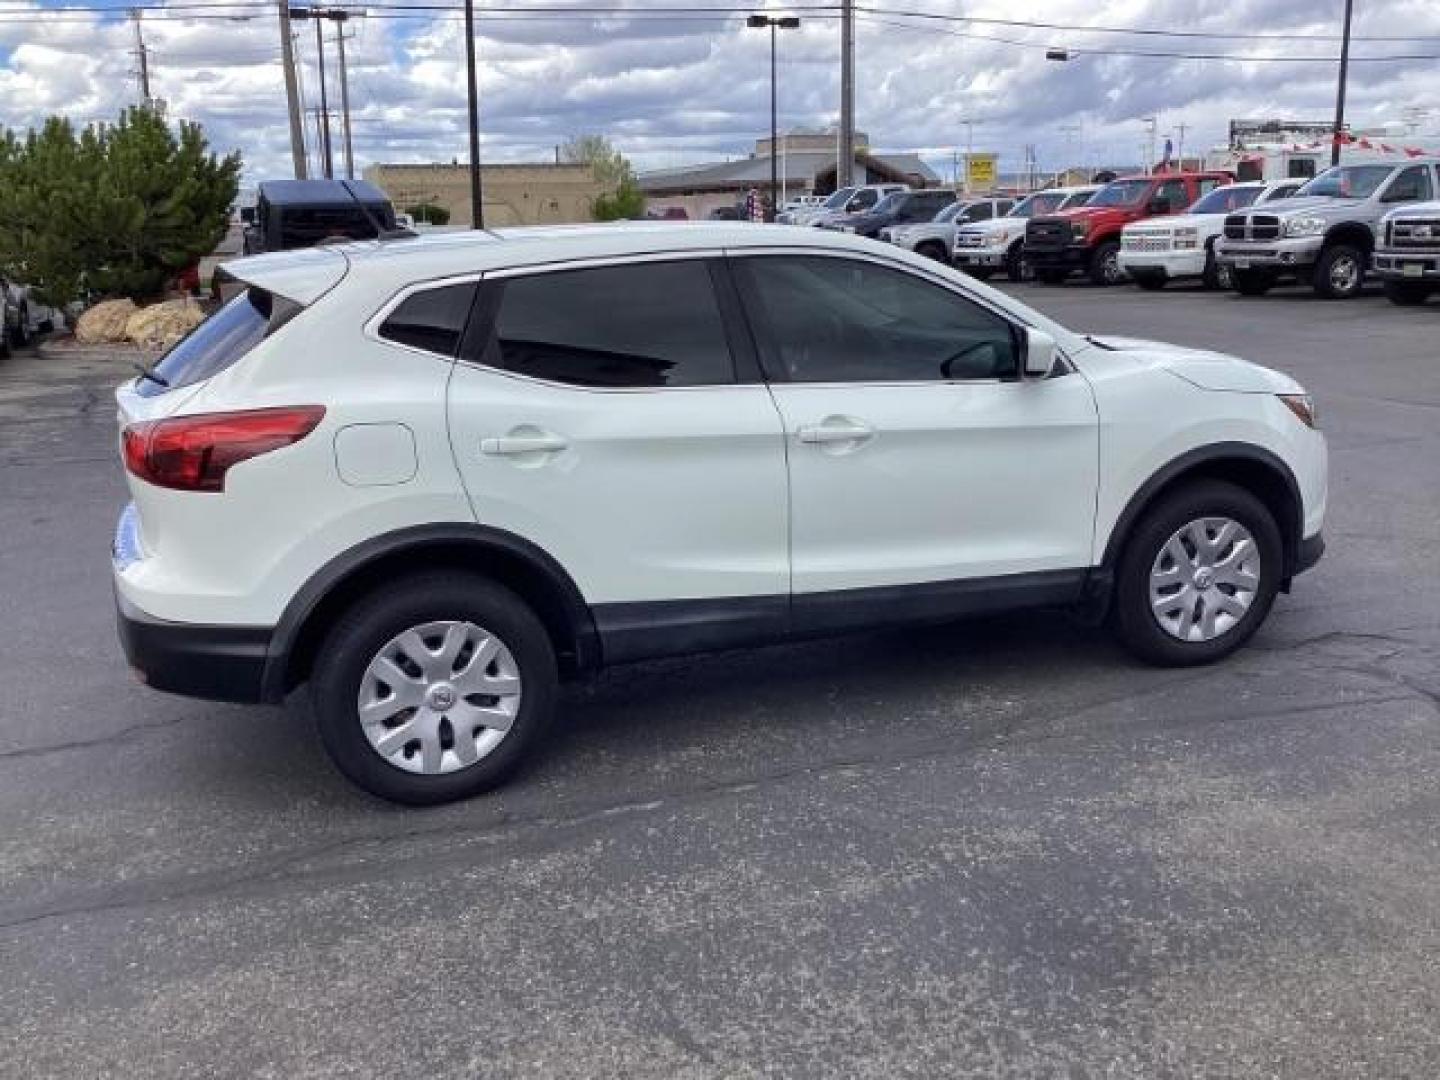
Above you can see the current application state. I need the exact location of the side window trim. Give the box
[459,252,746,392]
[364,273,482,361]
[727,249,1028,387]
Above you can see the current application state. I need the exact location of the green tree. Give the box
[0,107,240,305]
[563,134,646,221]
[404,202,450,226]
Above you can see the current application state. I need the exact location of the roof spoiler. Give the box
[211,245,351,306]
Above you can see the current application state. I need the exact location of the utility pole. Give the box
[747,14,799,221]
[130,9,151,104]
[1175,122,1189,168]
[958,118,979,192]
[278,1,307,178]
[333,12,354,180]
[1142,115,1158,173]
[838,0,854,188]
[463,0,484,227]
[1331,0,1354,166]
[314,15,333,178]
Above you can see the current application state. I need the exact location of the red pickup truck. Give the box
[1025,171,1232,285]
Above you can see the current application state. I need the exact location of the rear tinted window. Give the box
[137,288,281,398]
[378,283,477,357]
[279,205,391,249]
[485,261,734,388]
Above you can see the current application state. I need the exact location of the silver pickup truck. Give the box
[1216,160,1439,299]
[1373,201,1440,306]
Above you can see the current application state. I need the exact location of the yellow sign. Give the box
[965,153,997,190]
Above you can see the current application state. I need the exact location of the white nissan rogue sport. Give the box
[114,224,1326,804]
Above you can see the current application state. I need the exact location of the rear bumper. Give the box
[1294,531,1325,578]
[116,591,274,704]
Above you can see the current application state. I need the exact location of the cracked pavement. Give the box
[2,284,1438,1078]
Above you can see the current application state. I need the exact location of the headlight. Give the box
[1174,227,1199,250]
[1284,216,1326,238]
[1279,393,1318,429]
[838,225,856,233]
[992,228,1014,244]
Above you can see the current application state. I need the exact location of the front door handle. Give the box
[796,418,875,445]
[480,430,569,456]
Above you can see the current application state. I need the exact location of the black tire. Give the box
[1231,268,1275,296]
[9,306,29,348]
[1383,280,1434,306]
[1312,244,1366,299]
[916,241,950,265]
[1201,248,1230,290]
[1004,242,1030,283]
[1035,268,1068,285]
[1087,240,1124,286]
[1110,480,1284,667]
[311,572,559,804]
[1131,270,1167,291]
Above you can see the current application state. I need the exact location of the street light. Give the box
[747,13,800,222]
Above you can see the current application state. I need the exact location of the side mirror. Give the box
[239,206,256,225]
[1021,327,1058,379]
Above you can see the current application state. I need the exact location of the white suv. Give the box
[114,224,1327,803]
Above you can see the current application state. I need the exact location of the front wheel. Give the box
[1383,280,1434,306]
[1313,244,1366,299]
[915,241,950,264]
[1111,480,1283,666]
[9,306,30,348]
[1005,242,1031,283]
[1087,240,1125,286]
[311,573,558,804]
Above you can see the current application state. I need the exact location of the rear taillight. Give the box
[122,406,325,492]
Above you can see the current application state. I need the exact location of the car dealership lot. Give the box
[2,284,1439,1077]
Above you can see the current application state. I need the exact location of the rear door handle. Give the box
[480,431,569,456]
[796,419,875,445]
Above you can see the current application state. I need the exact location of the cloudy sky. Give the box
[0,0,1437,184]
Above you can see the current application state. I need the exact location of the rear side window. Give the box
[137,287,290,398]
[378,283,477,357]
[483,261,735,388]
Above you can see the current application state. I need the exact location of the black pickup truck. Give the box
[241,179,400,255]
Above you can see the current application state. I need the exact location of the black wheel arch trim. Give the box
[1100,442,1306,578]
[260,523,600,701]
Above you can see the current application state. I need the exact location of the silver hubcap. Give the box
[1330,254,1360,292]
[1149,517,1262,643]
[1103,251,1122,282]
[358,620,522,775]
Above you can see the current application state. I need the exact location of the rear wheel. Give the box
[1313,244,1366,299]
[1087,240,1125,286]
[1231,268,1275,296]
[1111,480,1283,666]
[1131,270,1167,291]
[1383,280,1434,306]
[311,573,558,804]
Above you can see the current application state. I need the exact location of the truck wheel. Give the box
[1131,270,1167,291]
[1313,244,1366,299]
[1087,240,1125,286]
[1005,242,1031,283]
[311,572,559,804]
[1383,280,1433,306]
[1035,269,1068,285]
[915,241,950,264]
[1231,268,1275,296]
[1202,249,1231,290]
[9,306,30,348]
[1110,480,1283,667]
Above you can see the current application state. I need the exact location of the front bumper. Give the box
[1027,244,1090,271]
[1118,250,1206,278]
[953,248,1008,267]
[1216,236,1322,270]
[1373,251,1440,280]
[116,590,274,704]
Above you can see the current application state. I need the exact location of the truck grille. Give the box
[1025,218,1071,253]
[1224,214,1281,242]
[1388,218,1440,249]
[1123,233,1170,252]
[954,230,986,248]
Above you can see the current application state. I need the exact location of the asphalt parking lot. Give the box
[2,279,1438,1078]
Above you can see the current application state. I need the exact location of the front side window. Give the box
[1088,179,1152,207]
[849,189,879,211]
[1153,179,1189,211]
[484,261,734,388]
[378,282,477,357]
[961,202,995,222]
[734,255,1017,384]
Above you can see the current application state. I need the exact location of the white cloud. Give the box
[0,0,1434,182]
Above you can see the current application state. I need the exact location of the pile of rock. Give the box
[74,299,208,350]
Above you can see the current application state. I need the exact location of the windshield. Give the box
[1009,192,1067,218]
[1297,165,1394,199]
[870,193,905,215]
[1188,186,1262,215]
[823,187,857,209]
[933,201,965,223]
[1087,179,1153,207]
[1061,190,1096,209]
